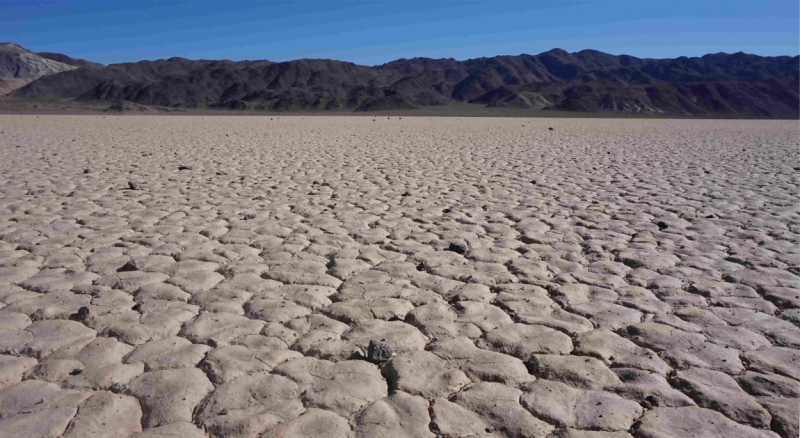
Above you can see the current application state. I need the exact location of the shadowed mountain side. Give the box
[470,77,800,117]
[469,86,553,109]
[548,78,799,117]
[0,78,37,96]
[355,95,418,112]
[8,46,800,117]
[104,100,185,113]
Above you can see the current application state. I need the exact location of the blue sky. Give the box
[1,0,797,65]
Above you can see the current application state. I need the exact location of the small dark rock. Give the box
[67,191,77,197]
[645,394,660,406]
[208,339,219,348]
[76,306,90,322]
[73,286,100,296]
[178,165,193,170]
[69,368,82,376]
[531,180,537,184]
[443,208,452,214]
[132,303,142,312]
[253,195,266,201]
[705,214,715,219]
[112,280,136,290]
[416,261,432,272]
[401,191,411,197]
[110,382,126,394]
[548,127,553,131]
[219,408,229,415]
[119,257,147,272]
[367,340,393,363]
[128,181,143,190]
[656,221,669,230]
[216,171,227,176]
[83,169,90,174]
[243,213,257,220]
[446,242,468,255]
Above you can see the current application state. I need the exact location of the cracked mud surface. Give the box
[0,115,797,438]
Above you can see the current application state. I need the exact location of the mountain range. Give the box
[2,42,798,117]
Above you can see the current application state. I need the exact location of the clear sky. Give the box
[1,0,797,66]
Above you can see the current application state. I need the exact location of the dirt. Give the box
[0,115,797,437]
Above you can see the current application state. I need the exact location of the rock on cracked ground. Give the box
[0,115,798,438]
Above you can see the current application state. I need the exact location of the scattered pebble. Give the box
[119,257,147,271]
[367,340,393,363]
[446,242,468,255]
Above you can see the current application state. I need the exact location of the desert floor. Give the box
[0,115,798,438]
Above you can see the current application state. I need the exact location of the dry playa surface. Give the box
[0,115,797,438]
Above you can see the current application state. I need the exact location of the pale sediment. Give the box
[0,115,797,437]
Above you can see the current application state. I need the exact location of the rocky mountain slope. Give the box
[0,43,79,79]
[36,51,104,70]
[6,43,799,117]
[0,43,83,95]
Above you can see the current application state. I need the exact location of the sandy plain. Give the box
[0,115,797,438]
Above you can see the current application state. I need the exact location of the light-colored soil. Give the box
[0,78,38,96]
[0,115,797,438]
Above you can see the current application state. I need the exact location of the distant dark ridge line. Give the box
[5,43,798,118]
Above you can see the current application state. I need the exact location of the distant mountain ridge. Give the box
[5,43,799,117]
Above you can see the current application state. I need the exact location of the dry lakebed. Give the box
[0,115,797,438]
